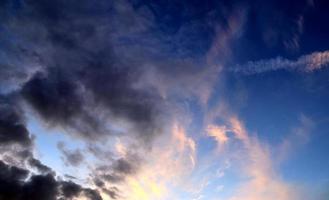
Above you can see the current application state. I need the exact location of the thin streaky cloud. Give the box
[232,50,329,74]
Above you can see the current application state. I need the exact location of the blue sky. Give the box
[0,0,329,200]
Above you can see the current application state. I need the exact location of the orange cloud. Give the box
[207,116,298,200]
[206,124,229,144]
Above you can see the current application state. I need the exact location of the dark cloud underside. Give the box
[0,160,102,200]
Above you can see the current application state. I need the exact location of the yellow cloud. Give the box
[113,122,198,200]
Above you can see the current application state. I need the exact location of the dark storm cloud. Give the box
[0,96,31,147]
[0,0,259,141]
[0,95,53,176]
[0,95,102,199]
[28,157,54,174]
[0,160,104,200]
[0,0,163,141]
[23,63,161,140]
[59,181,83,199]
[22,71,86,128]
[0,94,102,199]
[0,0,165,198]
[22,174,59,200]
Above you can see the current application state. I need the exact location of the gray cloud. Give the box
[57,142,84,167]
[14,0,164,143]
[0,160,103,200]
[0,96,31,147]
[28,157,54,175]
[93,155,140,184]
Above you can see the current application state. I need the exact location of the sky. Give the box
[0,0,329,200]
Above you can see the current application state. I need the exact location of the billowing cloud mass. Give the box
[1,0,329,199]
[0,96,31,147]
[0,160,103,200]
[0,96,102,200]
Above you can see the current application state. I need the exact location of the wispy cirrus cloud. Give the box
[204,100,300,200]
[206,125,229,145]
[227,117,297,200]
[206,116,298,200]
[232,50,329,75]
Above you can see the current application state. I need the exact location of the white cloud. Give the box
[233,50,329,75]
